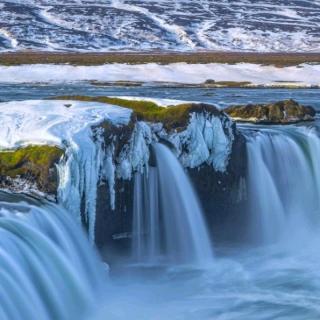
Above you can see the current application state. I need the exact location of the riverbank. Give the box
[1,51,320,66]
[0,62,319,88]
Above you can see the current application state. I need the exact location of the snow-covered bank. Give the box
[0,100,131,149]
[0,63,320,87]
[0,99,132,241]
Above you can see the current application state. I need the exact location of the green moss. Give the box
[207,81,252,87]
[0,145,64,193]
[53,96,220,131]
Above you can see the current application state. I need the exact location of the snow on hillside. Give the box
[0,0,319,52]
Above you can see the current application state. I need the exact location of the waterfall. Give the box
[0,192,108,320]
[132,143,213,265]
[244,126,320,244]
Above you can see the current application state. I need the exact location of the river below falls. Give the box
[1,86,320,319]
[104,240,320,320]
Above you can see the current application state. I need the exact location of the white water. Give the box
[132,143,213,265]
[0,193,108,320]
[245,126,320,245]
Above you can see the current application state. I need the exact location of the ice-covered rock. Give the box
[165,111,234,172]
[0,98,241,245]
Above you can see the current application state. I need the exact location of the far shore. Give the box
[0,51,320,66]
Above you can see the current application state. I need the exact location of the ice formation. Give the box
[0,99,234,240]
[163,112,234,172]
[0,100,131,241]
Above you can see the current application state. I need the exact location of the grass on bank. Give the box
[53,95,219,130]
[0,145,63,178]
[1,52,320,67]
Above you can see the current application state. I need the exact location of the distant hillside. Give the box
[0,0,319,52]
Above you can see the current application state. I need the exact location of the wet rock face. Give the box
[94,104,249,251]
[187,128,249,243]
[225,99,316,124]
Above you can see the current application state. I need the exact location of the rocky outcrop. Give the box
[225,99,316,124]
[0,97,248,250]
[91,101,248,250]
[0,145,63,197]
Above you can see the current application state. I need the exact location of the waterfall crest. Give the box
[0,193,108,320]
[245,126,320,244]
[132,143,213,265]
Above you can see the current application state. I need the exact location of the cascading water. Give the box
[244,125,320,244]
[0,192,108,320]
[132,143,213,265]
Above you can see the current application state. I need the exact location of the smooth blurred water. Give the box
[132,144,213,265]
[243,126,320,244]
[0,192,108,320]
[0,83,320,110]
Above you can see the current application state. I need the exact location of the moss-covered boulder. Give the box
[225,99,316,124]
[0,145,64,195]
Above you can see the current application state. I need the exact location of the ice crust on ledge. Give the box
[0,100,131,149]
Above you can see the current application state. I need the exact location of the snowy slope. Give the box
[0,63,319,86]
[0,0,319,52]
[0,99,131,149]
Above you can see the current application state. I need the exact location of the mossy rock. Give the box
[204,80,252,88]
[225,99,315,124]
[53,95,222,131]
[0,145,64,195]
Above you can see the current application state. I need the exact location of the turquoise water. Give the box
[1,84,320,110]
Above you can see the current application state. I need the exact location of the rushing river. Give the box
[1,86,320,319]
[1,84,320,110]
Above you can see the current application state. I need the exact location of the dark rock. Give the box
[187,126,249,243]
[225,99,316,124]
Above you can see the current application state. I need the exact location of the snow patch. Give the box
[0,63,319,86]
